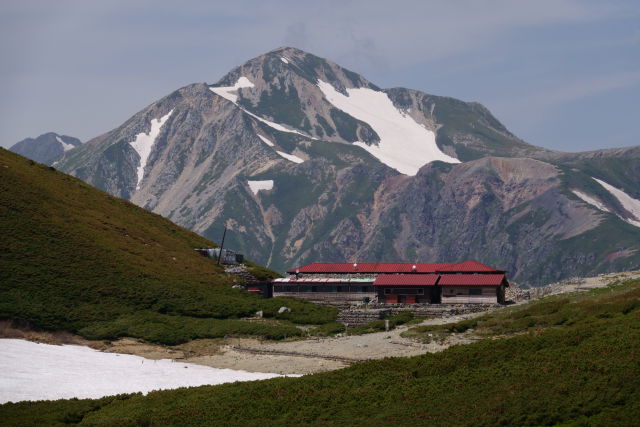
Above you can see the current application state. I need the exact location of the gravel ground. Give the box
[5,270,639,376]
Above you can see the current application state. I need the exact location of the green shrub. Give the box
[309,322,345,337]
[6,279,640,426]
[0,149,334,344]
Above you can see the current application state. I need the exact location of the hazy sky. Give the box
[1,0,638,151]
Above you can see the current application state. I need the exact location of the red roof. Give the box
[438,274,506,286]
[287,260,500,274]
[438,260,500,272]
[374,274,439,286]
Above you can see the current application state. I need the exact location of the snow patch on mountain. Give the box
[129,110,173,190]
[248,180,274,194]
[55,136,76,152]
[258,134,275,147]
[280,57,289,64]
[0,339,284,403]
[572,190,609,212]
[209,76,255,103]
[209,78,312,138]
[277,151,304,163]
[317,80,459,175]
[594,178,640,227]
[248,110,309,137]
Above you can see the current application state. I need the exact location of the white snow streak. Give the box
[247,180,274,194]
[246,110,309,136]
[0,339,284,403]
[280,57,289,64]
[209,78,312,138]
[129,110,173,190]
[209,76,255,104]
[276,151,305,163]
[594,178,640,227]
[258,134,275,147]
[572,190,609,212]
[55,136,75,152]
[317,80,459,175]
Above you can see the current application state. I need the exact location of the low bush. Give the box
[0,150,336,344]
[78,311,303,345]
[5,279,640,426]
[308,322,345,337]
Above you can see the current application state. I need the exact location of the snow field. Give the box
[258,134,275,147]
[55,136,75,152]
[317,80,459,175]
[209,76,255,104]
[276,151,305,163]
[209,78,311,138]
[129,110,173,190]
[593,178,640,227]
[0,339,284,403]
[572,190,609,213]
[248,180,274,194]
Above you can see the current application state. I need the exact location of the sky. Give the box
[1,0,638,152]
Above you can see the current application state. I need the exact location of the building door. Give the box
[431,286,441,304]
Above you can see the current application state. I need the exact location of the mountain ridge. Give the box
[9,132,81,165]
[31,46,640,284]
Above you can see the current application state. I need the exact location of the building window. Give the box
[469,288,482,296]
[384,289,391,295]
[311,286,318,292]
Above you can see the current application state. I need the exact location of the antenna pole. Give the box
[217,226,227,265]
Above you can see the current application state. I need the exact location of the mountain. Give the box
[54,47,640,285]
[0,148,335,345]
[9,132,81,165]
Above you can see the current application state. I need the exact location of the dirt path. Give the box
[6,270,638,376]
[92,311,488,375]
[97,270,640,374]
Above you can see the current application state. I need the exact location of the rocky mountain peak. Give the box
[48,47,640,284]
[9,132,82,165]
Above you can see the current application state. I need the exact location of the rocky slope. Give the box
[54,47,640,285]
[9,132,81,165]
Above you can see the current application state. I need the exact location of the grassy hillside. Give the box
[0,149,336,344]
[3,278,639,426]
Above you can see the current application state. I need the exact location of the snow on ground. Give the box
[247,180,274,194]
[317,80,459,175]
[209,78,312,138]
[572,190,609,212]
[55,136,75,152]
[593,178,640,227]
[0,339,283,403]
[257,134,275,147]
[280,57,289,64]
[129,110,173,190]
[276,151,305,164]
